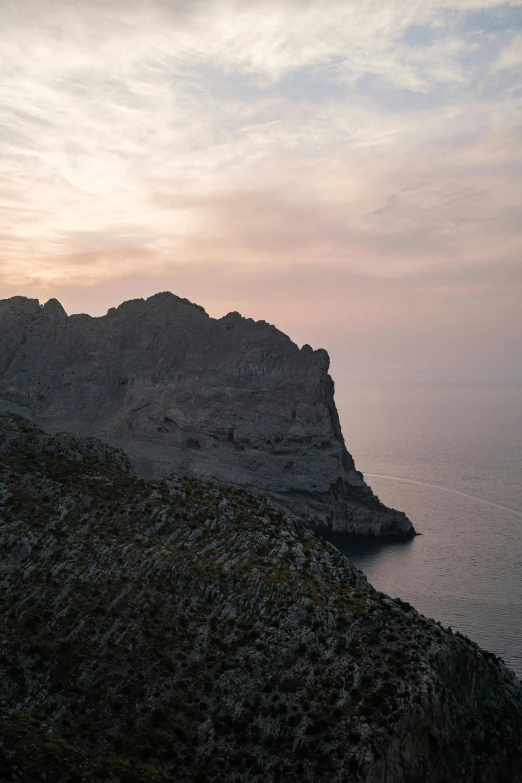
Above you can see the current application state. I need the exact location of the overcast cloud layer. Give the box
[1,0,521,382]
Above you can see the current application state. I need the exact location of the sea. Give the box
[326,382,522,679]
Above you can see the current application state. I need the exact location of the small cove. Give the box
[329,383,522,678]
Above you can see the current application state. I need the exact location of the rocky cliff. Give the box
[0,414,521,782]
[0,293,413,536]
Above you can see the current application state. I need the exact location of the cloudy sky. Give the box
[1,0,521,384]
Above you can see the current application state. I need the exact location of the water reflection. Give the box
[327,384,522,678]
[323,531,415,571]
[321,479,522,679]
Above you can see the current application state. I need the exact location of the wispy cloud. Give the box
[0,0,521,380]
[493,31,522,70]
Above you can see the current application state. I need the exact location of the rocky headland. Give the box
[0,293,413,536]
[0,413,521,782]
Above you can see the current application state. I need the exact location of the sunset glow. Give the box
[1,0,521,382]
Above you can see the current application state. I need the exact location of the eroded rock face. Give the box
[0,293,414,535]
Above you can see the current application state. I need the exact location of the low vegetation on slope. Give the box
[0,710,176,783]
[0,414,521,782]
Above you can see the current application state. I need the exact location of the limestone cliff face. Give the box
[0,293,414,536]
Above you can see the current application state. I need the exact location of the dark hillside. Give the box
[0,414,520,782]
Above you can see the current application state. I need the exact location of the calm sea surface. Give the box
[327,383,522,678]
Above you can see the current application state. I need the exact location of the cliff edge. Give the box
[0,293,414,536]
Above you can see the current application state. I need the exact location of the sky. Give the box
[0,0,521,385]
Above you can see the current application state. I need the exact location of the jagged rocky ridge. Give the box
[1,414,521,783]
[0,293,413,536]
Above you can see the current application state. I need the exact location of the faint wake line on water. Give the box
[365,473,522,519]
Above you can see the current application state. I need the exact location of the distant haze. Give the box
[1,1,521,384]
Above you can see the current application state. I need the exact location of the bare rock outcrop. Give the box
[0,293,414,535]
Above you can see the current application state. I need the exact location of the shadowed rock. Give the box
[0,293,414,536]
